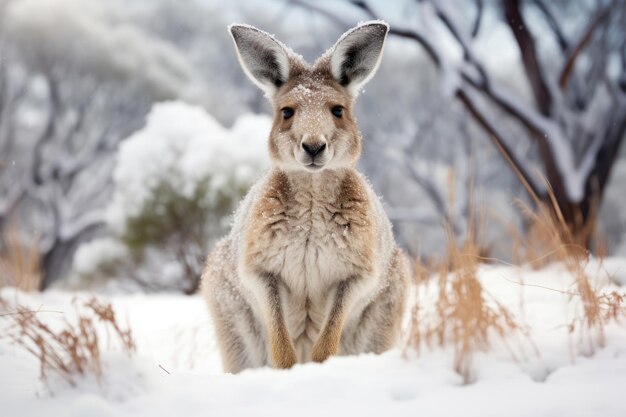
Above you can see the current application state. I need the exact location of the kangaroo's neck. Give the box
[278,168,356,199]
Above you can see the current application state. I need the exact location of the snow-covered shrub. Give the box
[74,102,270,293]
[72,238,130,285]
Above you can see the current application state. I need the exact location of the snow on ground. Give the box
[2,259,626,416]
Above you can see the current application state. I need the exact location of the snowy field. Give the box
[2,260,626,416]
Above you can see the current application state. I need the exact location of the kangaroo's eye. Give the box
[331,106,344,118]
[281,107,294,119]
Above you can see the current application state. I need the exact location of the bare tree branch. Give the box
[288,0,353,29]
[471,0,484,38]
[456,89,544,201]
[582,23,610,105]
[350,0,441,65]
[616,12,626,92]
[532,0,569,51]
[304,0,554,200]
[429,1,489,85]
[32,75,61,186]
[503,0,553,115]
[351,0,569,202]
[296,0,626,246]
[558,5,611,90]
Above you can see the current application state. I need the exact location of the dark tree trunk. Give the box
[39,223,103,290]
[541,114,626,250]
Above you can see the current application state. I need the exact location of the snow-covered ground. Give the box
[2,259,626,416]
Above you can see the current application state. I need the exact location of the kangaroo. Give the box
[201,21,409,373]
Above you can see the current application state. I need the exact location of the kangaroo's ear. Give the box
[229,24,291,96]
[329,21,389,96]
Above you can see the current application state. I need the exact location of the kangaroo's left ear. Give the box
[229,24,291,97]
[329,21,389,96]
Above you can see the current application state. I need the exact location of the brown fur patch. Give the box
[311,276,356,362]
[268,322,297,368]
[262,269,298,368]
[334,171,375,274]
[244,171,291,269]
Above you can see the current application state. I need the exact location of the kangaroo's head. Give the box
[229,21,388,173]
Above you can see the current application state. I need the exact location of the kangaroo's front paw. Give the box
[311,333,340,363]
[270,337,297,369]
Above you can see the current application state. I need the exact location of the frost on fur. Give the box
[202,21,409,372]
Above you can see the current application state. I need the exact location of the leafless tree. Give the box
[295,0,626,249]
[0,62,155,289]
[0,1,188,288]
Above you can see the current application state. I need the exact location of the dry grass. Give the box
[406,168,532,383]
[0,225,42,291]
[406,175,626,383]
[408,227,528,384]
[0,297,135,387]
[566,257,626,355]
[513,191,626,355]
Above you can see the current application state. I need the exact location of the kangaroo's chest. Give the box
[243,170,376,361]
[245,171,374,296]
[279,193,356,291]
[264,192,370,359]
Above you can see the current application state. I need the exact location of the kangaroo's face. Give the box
[270,72,358,172]
[230,22,388,172]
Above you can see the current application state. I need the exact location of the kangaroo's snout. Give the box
[299,134,329,171]
[301,139,327,158]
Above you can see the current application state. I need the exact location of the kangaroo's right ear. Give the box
[329,21,388,97]
[229,24,290,96]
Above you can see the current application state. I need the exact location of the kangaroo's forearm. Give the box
[256,270,297,368]
[312,276,359,362]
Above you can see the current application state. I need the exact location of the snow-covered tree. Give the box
[0,0,196,288]
[300,0,626,249]
[73,102,270,293]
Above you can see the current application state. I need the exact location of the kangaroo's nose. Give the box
[302,141,326,158]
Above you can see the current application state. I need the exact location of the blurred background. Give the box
[0,0,624,294]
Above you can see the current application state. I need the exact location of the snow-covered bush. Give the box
[73,102,270,293]
[73,238,130,284]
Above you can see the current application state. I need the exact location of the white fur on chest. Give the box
[279,188,362,360]
[271,183,362,298]
[241,170,377,362]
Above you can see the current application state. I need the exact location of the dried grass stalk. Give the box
[408,227,526,384]
[0,225,42,291]
[514,187,625,355]
[0,297,135,386]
